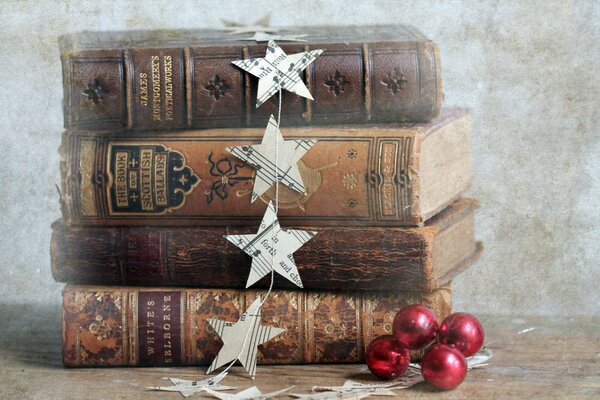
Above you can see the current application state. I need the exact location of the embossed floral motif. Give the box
[88,314,114,340]
[342,173,358,190]
[81,79,107,105]
[382,68,408,95]
[345,198,358,208]
[324,315,348,341]
[346,149,357,159]
[205,152,253,203]
[382,312,394,334]
[204,75,230,100]
[324,70,350,96]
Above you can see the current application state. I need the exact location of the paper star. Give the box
[206,298,286,378]
[232,32,307,43]
[205,386,293,400]
[226,115,316,202]
[312,380,403,396]
[221,14,279,35]
[232,40,323,107]
[147,374,235,397]
[224,201,316,288]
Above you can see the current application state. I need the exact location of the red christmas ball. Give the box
[365,335,411,380]
[421,344,467,390]
[392,304,438,350]
[439,312,484,357]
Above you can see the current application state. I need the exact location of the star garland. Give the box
[200,39,322,381]
[141,19,491,399]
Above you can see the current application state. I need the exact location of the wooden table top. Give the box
[1,312,599,399]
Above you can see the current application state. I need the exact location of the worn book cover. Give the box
[52,198,480,292]
[62,284,452,367]
[60,108,471,227]
[61,25,441,131]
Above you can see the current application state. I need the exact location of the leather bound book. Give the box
[62,284,452,367]
[60,25,441,131]
[60,108,472,227]
[52,198,481,292]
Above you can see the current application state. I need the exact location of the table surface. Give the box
[1,312,599,399]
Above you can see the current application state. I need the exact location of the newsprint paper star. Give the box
[224,201,316,288]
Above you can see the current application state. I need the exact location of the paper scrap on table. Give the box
[146,373,235,397]
[205,386,293,400]
[290,391,372,400]
[312,380,407,396]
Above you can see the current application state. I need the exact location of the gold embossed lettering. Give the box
[115,152,129,207]
[128,170,138,189]
[162,294,173,363]
[140,148,154,211]
[163,55,173,121]
[151,55,161,121]
[139,72,148,107]
[146,299,156,356]
[154,152,167,206]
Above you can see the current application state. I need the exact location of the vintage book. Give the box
[60,108,471,227]
[61,25,441,132]
[52,198,480,292]
[53,198,480,290]
[62,284,452,367]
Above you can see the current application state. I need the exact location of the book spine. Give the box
[61,285,452,367]
[51,223,434,291]
[62,41,440,131]
[60,127,423,226]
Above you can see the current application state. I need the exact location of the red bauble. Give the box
[421,344,467,390]
[365,335,411,380]
[439,312,484,357]
[392,304,438,350]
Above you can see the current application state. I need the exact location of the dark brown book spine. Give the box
[62,41,440,131]
[51,199,480,292]
[62,285,452,367]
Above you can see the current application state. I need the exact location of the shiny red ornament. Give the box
[365,335,411,380]
[421,344,467,390]
[392,304,438,350]
[439,312,485,357]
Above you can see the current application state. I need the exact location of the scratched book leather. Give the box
[60,108,471,227]
[52,198,480,292]
[62,284,452,367]
[60,25,441,131]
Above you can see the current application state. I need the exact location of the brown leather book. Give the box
[61,25,441,132]
[60,108,471,227]
[52,198,480,291]
[62,284,452,367]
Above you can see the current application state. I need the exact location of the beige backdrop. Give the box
[0,0,598,320]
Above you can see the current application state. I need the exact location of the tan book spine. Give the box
[60,108,471,227]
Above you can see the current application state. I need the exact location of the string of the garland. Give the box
[213,82,283,380]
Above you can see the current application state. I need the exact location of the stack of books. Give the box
[54,25,481,367]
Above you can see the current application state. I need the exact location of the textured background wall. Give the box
[0,0,598,318]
